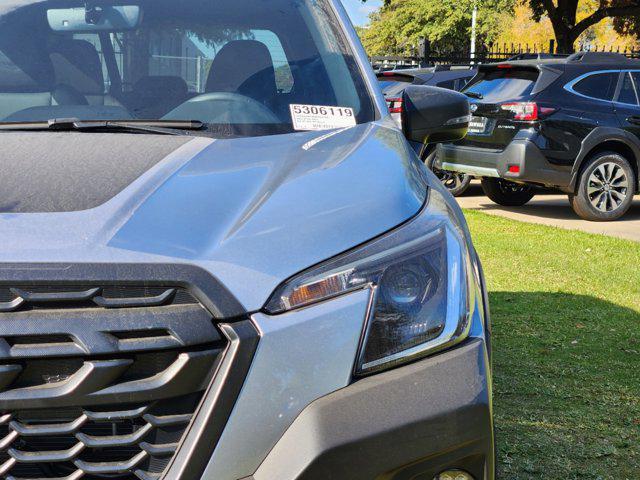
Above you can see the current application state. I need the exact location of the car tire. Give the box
[569,151,636,221]
[425,151,472,197]
[480,177,535,206]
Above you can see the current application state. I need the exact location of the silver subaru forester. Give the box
[0,1,493,479]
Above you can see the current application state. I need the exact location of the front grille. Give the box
[0,283,227,480]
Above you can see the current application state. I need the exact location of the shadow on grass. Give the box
[489,291,640,479]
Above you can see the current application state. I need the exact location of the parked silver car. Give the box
[0,1,493,479]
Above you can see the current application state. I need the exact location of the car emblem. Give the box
[470,104,478,113]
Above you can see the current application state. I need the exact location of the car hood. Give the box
[0,123,429,313]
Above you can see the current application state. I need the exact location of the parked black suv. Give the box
[436,52,640,220]
[378,67,477,196]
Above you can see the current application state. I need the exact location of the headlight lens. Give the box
[264,188,475,375]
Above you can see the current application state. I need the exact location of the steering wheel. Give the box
[164,92,280,124]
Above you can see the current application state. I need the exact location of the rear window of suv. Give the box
[463,68,538,102]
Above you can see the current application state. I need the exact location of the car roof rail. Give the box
[508,52,569,61]
[566,51,638,64]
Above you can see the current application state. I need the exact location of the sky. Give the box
[340,0,382,27]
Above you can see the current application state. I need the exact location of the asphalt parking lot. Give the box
[456,184,640,242]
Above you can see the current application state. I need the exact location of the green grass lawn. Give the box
[464,210,640,480]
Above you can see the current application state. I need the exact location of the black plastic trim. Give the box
[437,139,573,187]
[249,338,493,480]
[569,126,640,190]
[164,320,260,480]
[0,263,247,319]
[0,263,260,479]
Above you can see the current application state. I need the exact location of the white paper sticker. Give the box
[290,104,356,131]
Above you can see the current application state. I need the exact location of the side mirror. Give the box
[402,85,469,144]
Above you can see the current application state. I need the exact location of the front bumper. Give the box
[248,338,494,480]
[436,139,572,188]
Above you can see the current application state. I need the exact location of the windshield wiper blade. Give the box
[464,92,483,100]
[0,118,205,135]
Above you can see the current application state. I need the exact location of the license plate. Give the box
[468,116,488,134]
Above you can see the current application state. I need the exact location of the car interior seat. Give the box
[49,38,122,107]
[127,76,189,119]
[0,30,84,120]
[205,40,277,110]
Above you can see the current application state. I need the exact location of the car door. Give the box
[613,70,640,139]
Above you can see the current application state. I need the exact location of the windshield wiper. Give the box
[464,92,483,100]
[0,118,205,136]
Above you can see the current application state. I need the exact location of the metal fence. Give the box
[371,40,640,70]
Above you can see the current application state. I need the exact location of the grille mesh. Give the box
[0,284,225,479]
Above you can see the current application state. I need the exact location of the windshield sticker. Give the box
[290,105,356,131]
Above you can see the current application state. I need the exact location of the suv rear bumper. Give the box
[247,338,494,480]
[436,139,572,188]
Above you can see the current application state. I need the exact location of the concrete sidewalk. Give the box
[456,184,640,243]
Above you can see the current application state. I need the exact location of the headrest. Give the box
[133,76,188,96]
[205,40,276,98]
[0,28,54,92]
[50,38,104,95]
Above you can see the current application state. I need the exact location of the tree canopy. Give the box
[528,0,640,51]
[358,0,514,56]
[360,0,640,53]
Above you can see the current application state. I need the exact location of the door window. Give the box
[616,72,638,105]
[629,72,640,105]
[572,72,618,101]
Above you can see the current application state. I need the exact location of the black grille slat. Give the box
[0,286,196,313]
[93,290,176,309]
[10,288,101,305]
[83,406,148,421]
[0,284,225,480]
[10,417,88,436]
[0,304,221,360]
[8,443,85,463]
[0,299,25,313]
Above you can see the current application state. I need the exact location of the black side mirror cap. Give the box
[402,85,470,144]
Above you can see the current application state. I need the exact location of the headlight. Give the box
[264,188,475,375]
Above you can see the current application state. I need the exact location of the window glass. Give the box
[630,72,640,104]
[378,80,409,97]
[573,72,617,101]
[0,0,375,137]
[463,69,538,102]
[436,79,455,90]
[458,75,473,89]
[617,73,637,104]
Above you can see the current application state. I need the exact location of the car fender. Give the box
[570,126,640,190]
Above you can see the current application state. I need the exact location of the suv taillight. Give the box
[501,102,538,121]
[386,97,403,128]
[500,102,557,121]
[386,97,403,114]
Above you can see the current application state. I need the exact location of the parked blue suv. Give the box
[0,1,493,479]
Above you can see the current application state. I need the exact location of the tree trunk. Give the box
[545,0,578,54]
[555,33,575,53]
[549,17,575,53]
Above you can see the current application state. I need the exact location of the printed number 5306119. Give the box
[291,105,353,117]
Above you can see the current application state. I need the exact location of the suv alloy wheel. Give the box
[569,151,637,221]
[480,177,536,206]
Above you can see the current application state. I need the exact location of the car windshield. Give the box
[0,0,375,137]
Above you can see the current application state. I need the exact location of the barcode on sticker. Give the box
[290,104,356,131]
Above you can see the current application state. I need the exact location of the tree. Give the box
[490,0,640,51]
[527,0,640,52]
[358,0,514,56]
